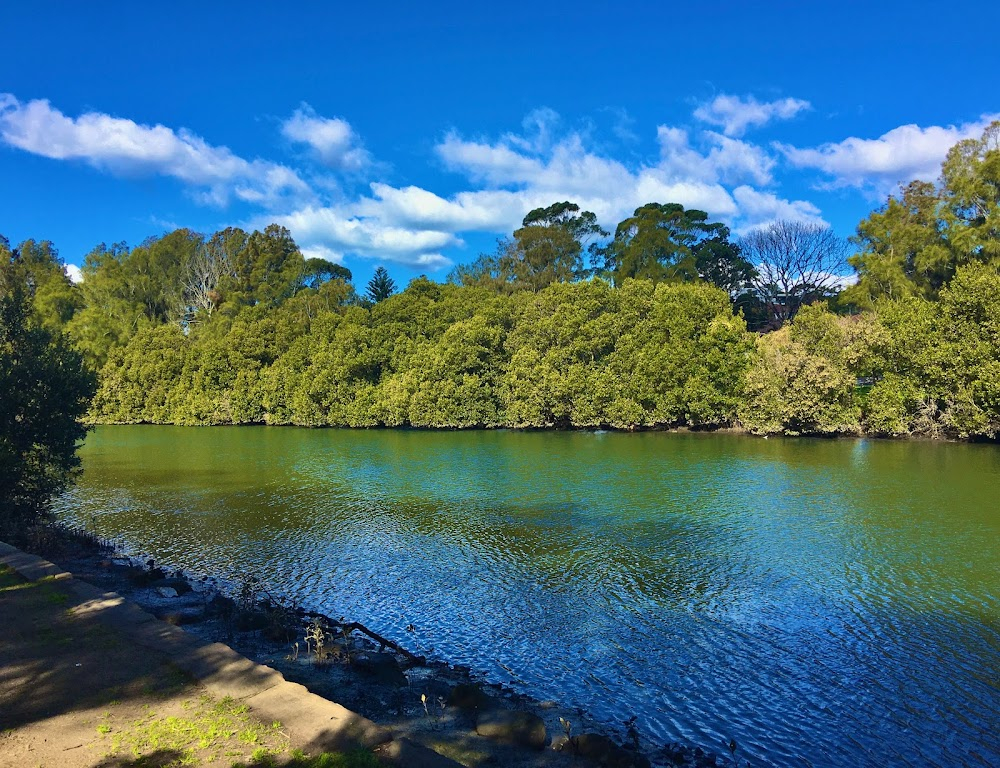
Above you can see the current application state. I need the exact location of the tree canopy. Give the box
[451,202,608,292]
[600,204,721,285]
[739,220,849,326]
[0,253,95,532]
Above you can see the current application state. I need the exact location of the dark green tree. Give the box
[600,203,727,286]
[450,202,607,292]
[1,237,83,335]
[693,233,757,298]
[366,266,397,303]
[0,257,96,533]
[300,257,352,289]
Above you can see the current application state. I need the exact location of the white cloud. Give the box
[0,93,310,206]
[506,107,561,154]
[360,184,526,231]
[0,93,837,272]
[694,94,811,137]
[778,114,1000,194]
[281,104,370,171]
[432,117,813,236]
[656,127,776,186]
[313,115,817,267]
[299,243,347,266]
[438,133,544,185]
[730,186,827,233]
[264,205,457,269]
[64,263,83,283]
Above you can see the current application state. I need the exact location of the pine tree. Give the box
[366,266,396,303]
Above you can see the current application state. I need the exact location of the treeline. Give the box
[3,121,999,439]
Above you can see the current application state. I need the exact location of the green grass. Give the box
[0,565,35,592]
[96,694,289,768]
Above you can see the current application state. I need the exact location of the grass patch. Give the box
[0,565,35,592]
[95,694,289,768]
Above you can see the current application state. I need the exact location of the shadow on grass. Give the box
[233,749,380,768]
[90,750,187,768]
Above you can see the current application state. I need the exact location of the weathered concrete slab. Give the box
[176,643,286,700]
[0,551,70,581]
[126,615,205,658]
[247,680,393,752]
[61,577,113,602]
[65,593,159,628]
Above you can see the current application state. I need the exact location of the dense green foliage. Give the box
[0,244,96,531]
[88,278,755,429]
[3,122,999,440]
[844,121,1000,308]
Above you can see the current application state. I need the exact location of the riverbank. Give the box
[8,527,726,768]
[0,539,389,768]
[82,418,996,445]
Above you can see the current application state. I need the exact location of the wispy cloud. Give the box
[428,117,822,231]
[693,94,811,137]
[777,114,1000,195]
[0,93,311,207]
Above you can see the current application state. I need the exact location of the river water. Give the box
[56,426,1000,767]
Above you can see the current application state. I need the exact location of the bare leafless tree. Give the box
[181,241,226,320]
[180,228,248,324]
[739,220,849,326]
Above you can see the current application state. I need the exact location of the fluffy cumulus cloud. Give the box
[778,114,1000,194]
[2,91,882,270]
[656,127,776,186]
[261,104,829,267]
[426,118,820,233]
[0,93,310,206]
[265,204,459,269]
[281,103,370,171]
[693,94,811,137]
[729,186,824,233]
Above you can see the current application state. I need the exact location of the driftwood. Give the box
[221,576,428,667]
[332,619,426,666]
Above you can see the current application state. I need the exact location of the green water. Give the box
[57,426,1000,767]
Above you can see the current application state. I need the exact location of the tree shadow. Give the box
[90,750,187,768]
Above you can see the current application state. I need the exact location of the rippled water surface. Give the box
[57,426,1000,767]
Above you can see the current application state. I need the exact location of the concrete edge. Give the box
[0,540,460,766]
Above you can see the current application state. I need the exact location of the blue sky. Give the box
[2,1,998,286]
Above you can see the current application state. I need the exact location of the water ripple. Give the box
[55,427,1000,768]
